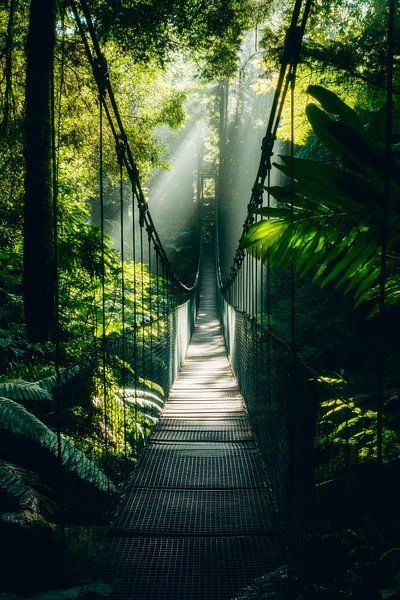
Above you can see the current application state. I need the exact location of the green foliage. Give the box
[259,0,395,92]
[0,459,43,513]
[0,368,79,406]
[0,582,113,600]
[243,86,400,316]
[0,380,53,404]
[122,387,164,421]
[0,397,112,493]
[315,376,399,476]
[91,0,256,79]
[36,367,80,393]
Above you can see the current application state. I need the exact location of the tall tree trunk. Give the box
[24,0,57,341]
[217,79,228,201]
[2,0,16,134]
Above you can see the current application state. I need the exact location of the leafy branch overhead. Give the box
[243,85,400,317]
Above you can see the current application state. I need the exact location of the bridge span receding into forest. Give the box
[98,244,294,600]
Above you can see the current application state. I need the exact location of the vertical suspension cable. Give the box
[132,186,138,454]
[249,251,253,318]
[260,250,263,327]
[140,223,146,388]
[245,255,248,313]
[266,171,271,331]
[51,3,65,461]
[241,259,244,312]
[249,255,252,315]
[266,171,272,414]
[156,251,160,348]
[289,75,296,349]
[286,52,300,568]
[117,137,127,459]
[377,0,395,465]
[148,230,154,387]
[99,94,110,479]
[161,258,168,386]
[254,248,258,321]
[161,259,166,317]
[248,255,252,315]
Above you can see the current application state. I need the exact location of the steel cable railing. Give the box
[55,0,202,480]
[216,0,396,588]
[215,0,318,579]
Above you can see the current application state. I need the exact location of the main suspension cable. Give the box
[69,0,199,294]
[217,0,313,294]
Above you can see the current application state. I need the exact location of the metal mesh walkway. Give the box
[99,249,291,599]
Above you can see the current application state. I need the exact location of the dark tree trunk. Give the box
[24,0,57,341]
[2,0,16,134]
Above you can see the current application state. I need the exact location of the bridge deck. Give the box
[100,251,290,599]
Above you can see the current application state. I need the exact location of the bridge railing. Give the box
[214,0,318,574]
[217,270,318,560]
[48,1,203,481]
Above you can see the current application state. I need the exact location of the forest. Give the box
[0,0,399,599]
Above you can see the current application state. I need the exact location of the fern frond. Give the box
[0,367,80,405]
[0,398,112,493]
[36,366,79,392]
[122,388,164,408]
[0,459,42,512]
[0,380,53,404]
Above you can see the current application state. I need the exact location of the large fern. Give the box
[0,398,112,493]
[36,365,80,392]
[120,387,164,422]
[0,380,53,404]
[0,367,80,405]
[0,459,43,513]
[243,86,400,316]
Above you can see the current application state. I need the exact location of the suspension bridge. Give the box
[17,0,395,598]
[51,1,315,598]
[99,243,294,599]
[73,2,312,600]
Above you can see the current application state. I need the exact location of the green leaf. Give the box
[254,207,292,218]
[0,459,43,512]
[36,366,79,392]
[0,398,112,493]
[307,85,363,133]
[326,121,386,178]
[0,380,53,404]
[306,103,346,157]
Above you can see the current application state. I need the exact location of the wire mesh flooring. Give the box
[99,251,291,599]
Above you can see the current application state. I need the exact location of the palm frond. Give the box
[241,86,400,315]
